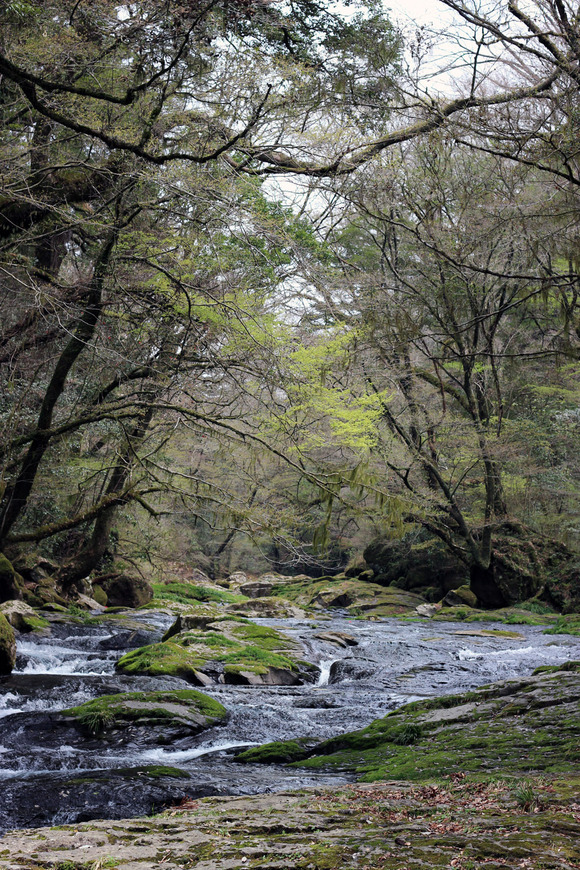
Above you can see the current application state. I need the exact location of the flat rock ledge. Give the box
[1,777,579,870]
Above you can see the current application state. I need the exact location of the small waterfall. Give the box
[317,659,338,687]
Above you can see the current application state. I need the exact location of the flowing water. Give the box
[1,609,579,833]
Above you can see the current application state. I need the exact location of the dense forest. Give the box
[0,0,579,610]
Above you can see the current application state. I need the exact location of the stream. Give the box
[1,609,580,833]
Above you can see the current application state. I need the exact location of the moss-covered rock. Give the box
[270,575,425,616]
[441,585,478,607]
[470,523,577,608]
[91,584,108,606]
[236,736,322,764]
[540,557,580,613]
[162,606,242,638]
[0,612,16,674]
[0,553,23,603]
[117,620,317,685]
[0,600,49,633]
[364,533,469,593]
[543,614,580,636]
[2,775,580,870]
[229,595,311,619]
[62,689,227,736]
[95,573,153,607]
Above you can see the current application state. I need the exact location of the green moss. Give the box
[533,660,580,675]
[223,645,298,675]
[151,581,245,606]
[0,612,15,673]
[20,613,50,631]
[91,584,108,606]
[116,641,206,680]
[236,738,318,764]
[141,765,190,779]
[117,620,303,683]
[430,605,557,626]
[63,689,226,733]
[286,666,580,783]
[544,615,580,636]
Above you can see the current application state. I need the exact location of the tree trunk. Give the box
[0,232,116,545]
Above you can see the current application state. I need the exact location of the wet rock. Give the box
[0,768,200,835]
[225,667,301,686]
[0,612,16,673]
[98,627,164,650]
[328,659,376,684]
[117,620,314,686]
[63,688,228,737]
[314,631,358,648]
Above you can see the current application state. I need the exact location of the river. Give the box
[1,609,579,833]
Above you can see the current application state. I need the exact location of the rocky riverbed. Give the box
[0,664,578,870]
[1,570,580,866]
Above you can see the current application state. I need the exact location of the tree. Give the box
[286,129,579,604]
[0,0,403,591]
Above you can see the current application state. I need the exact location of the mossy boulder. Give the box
[117,620,317,686]
[0,612,17,674]
[62,689,227,737]
[363,534,468,594]
[311,579,425,615]
[91,584,108,606]
[238,580,274,598]
[95,572,153,607]
[269,575,425,616]
[0,600,49,633]
[441,585,478,608]
[459,523,580,609]
[0,553,23,603]
[162,606,242,638]
[237,736,321,764]
[540,557,580,614]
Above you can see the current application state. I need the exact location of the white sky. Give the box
[385,0,454,26]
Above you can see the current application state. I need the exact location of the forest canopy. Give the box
[0,0,578,607]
